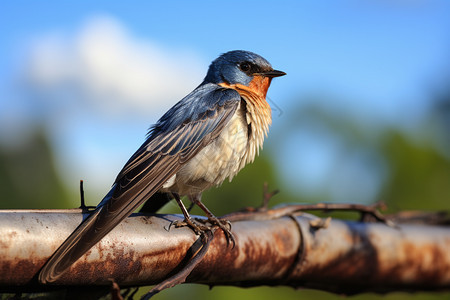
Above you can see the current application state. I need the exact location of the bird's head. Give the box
[204,50,285,97]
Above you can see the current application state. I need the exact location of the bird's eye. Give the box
[239,62,251,72]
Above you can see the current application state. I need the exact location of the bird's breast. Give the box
[162,84,272,196]
[164,102,251,195]
[218,81,272,163]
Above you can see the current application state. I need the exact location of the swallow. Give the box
[39,50,285,284]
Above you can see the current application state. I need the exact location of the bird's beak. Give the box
[257,69,286,78]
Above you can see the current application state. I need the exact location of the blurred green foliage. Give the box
[0,129,72,209]
[380,130,450,211]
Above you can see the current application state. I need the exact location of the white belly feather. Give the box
[162,102,248,195]
[162,92,271,197]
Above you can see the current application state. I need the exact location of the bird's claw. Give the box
[219,224,236,248]
[169,217,235,248]
[195,217,235,248]
[168,218,209,235]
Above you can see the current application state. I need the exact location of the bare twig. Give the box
[78,180,95,212]
[223,202,394,227]
[261,182,279,210]
[79,180,86,210]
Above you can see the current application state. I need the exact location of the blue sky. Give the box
[1,1,449,203]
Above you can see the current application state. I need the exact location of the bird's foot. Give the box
[169,217,210,236]
[195,216,236,248]
[170,217,235,247]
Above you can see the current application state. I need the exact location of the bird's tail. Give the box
[38,185,167,284]
[38,188,115,284]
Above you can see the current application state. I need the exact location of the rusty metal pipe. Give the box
[0,209,449,294]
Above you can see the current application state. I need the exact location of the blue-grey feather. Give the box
[149,83,240,137]
[145,49,277,153]
[149,50,272,139]
[204,50,273,85]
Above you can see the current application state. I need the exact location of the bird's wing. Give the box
[39,84,241,283]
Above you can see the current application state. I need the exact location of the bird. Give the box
[38,50,285,284]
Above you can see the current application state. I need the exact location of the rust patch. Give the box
[189,224,298,284]
[54,234,196,286]
[59,246,144,285]
[139,216,153,225]
[0,258,47,285]
[380,241,450,285]
[0,231,19,254]
[272,227,296,255]
[296,222,450,291]
[301,224,379,284]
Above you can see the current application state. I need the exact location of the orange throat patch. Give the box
[218,76,273,163]
[248,75,272,98]
[218,75,272,112]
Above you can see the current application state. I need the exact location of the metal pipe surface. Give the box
[0,209,449,294]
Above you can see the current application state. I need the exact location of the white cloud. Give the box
[18,16,208,197]
[26,16,206,117]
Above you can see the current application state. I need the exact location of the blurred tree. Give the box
[0,129,72,209]
[275,97,450,212]
[380,130,450,211]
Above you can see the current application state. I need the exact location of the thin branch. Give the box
[79,180,95,212]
